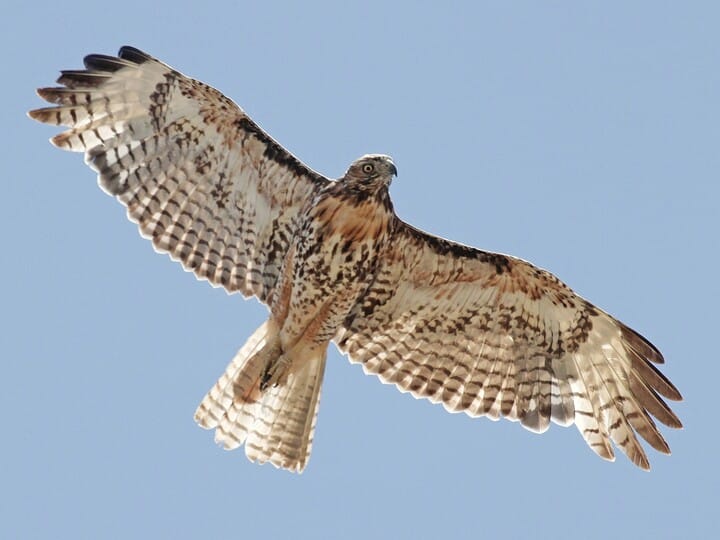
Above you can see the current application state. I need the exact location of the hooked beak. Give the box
[389,162,398,177]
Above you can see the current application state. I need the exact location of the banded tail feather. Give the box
[194,322,327,472]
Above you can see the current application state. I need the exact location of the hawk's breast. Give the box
[275,190,394,345]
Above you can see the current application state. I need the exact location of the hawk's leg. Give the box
[229,335,284,402]
[260,354,292,391]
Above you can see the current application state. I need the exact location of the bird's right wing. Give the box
[29,46,331,303]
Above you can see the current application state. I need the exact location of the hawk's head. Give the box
[342,154,397,194]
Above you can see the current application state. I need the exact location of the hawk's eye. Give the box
[362,163,374,174]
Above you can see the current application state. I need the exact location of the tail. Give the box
[194,321,327,473]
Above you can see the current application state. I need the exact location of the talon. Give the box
[260,366,272,391]
[259,355,291,391]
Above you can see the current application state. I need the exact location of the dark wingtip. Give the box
[56,70,111,88]
[118,46,153,64]
[621,324,665,364]
[83,53,128,72]
[36,87,63,103]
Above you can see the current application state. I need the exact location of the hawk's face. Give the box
[343,154,397,194]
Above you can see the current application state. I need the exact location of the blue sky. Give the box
[3,1,718,538]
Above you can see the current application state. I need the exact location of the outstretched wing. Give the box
[335,219,682,469]
[29,46,330,303]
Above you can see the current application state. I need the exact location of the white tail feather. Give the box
[194,321,327,473]
[194,321,270,429]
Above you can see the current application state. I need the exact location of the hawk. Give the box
[29,46,682,472]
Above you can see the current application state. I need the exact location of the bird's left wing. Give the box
[335,218,682,469]
[29,46,330,303]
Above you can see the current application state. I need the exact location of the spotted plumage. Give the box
[29,46,681,472]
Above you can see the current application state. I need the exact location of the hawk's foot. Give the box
[260,354,291,391]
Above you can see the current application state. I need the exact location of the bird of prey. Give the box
[29,46,681,472]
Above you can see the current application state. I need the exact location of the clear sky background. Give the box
[2,2,718,538]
